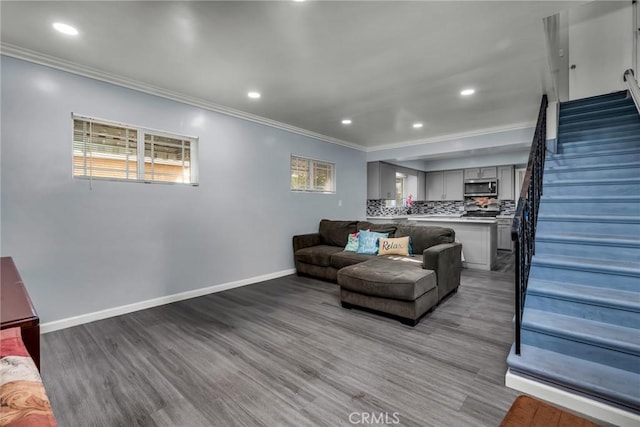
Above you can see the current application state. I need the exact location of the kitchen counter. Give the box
[365,216,408,220]
[407,217,497,271]
[410,217,497,224]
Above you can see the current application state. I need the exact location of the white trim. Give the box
[40,268,296,334]
[365,121,536,153]
[505,369,640,427]
[1,43,362,151]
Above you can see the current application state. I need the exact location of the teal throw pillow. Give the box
[356,230,389,255]
[344,233,360,252]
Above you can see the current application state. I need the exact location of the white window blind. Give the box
[290,155,335,193]
[72,115,198,185]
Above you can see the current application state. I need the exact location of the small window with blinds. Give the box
[72,115,198,185]
[290,155,335,193]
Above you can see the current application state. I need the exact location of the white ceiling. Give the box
[1,1,583,151]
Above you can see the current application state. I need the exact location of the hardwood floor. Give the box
[41,266,519,426]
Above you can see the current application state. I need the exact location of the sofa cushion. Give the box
[337,257,436,301]
[330,251,376,269]
[395,225,455,254]
[295,245,344,267]
[319,219,358,247]
[356,222,397,237]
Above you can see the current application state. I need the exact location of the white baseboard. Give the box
[505,369,640,427]
[41,268,296,334]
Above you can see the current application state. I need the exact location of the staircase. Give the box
[507,90,640,413]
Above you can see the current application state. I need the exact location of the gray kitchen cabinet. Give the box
[426,170,463,201]
[498,165,514,200]
[515,168,526,199]
[426,171,444,201]
[367,161,396,199]
[464,166,498,180]
[497,217,514,251]
[417,171,426,200]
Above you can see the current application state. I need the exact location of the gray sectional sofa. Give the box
[292,219,462,325]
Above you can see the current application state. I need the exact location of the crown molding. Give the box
[0,43,365,152]
[366,121,537,153]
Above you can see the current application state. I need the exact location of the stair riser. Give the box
[525,295,639,329]
[520,328,640,373]
[538,200,640,216]
[536,220,640,237]
[543,183,640,197]
[559,116,640,133]
[536,240,640,262]
[529,263,639,291]
[559,105,638,125]
[559,128,640,143]
[544,166,640,180]
[560,139,640,155]
[546,151,640,167]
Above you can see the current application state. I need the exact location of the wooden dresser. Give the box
[1,256,40,370]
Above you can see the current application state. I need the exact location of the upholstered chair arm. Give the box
[422,242,462,300]
[293,233,321,253]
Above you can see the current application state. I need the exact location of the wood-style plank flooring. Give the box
[41,264,519,426]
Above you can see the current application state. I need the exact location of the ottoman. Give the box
[337,257,438,326]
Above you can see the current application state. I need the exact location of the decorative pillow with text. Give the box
[378,236,411,256]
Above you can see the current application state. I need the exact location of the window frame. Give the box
[290,154,336,193]
[71,114,199,186]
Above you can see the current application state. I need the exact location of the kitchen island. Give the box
[406,216,497,271]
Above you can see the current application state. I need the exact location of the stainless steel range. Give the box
[463,196,500,217]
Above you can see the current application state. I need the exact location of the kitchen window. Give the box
[290,155,335,193]
[72,115,198,185]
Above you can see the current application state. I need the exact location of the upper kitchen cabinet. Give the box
[464,166,497,180]
[417,171,426,201]
[426,170,464,201]
[498,165,514,200]
[367,161,396,200]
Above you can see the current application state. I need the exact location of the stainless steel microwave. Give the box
[463,179,498,197]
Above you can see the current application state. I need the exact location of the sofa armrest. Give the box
[422,242,462,300]
[293,233,321,253]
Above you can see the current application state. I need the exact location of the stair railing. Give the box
[623,69,640,115]
[511,94,548,356]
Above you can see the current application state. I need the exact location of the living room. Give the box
[1,1,638,426]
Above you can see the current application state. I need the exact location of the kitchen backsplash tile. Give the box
[500,200,516,215]
[367,199,517,216]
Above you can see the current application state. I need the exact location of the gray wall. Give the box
[1,57,366,323]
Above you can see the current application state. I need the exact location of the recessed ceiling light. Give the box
[460,88,475,96]
[247,91,261,99]
[341,119,352,125]
[52,22,79,36]
[412,122,423,129]
[293,0,305,2]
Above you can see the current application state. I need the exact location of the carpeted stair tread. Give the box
[536,233,640,246]
[547,146,640,160]
[558,134,640,154]
[543,177,640,186]
[561,97,636,118]
[559,103,638,125]
[522,309,640,356]
[531,254,640,273]
[526,279,640,313]
[537,214,640,224]
[558,123,640,142]
[544,161,640,173]
[541,195,640,204]
[560,90,628,108]
[558,113,640,132]
[507,344,640,411]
